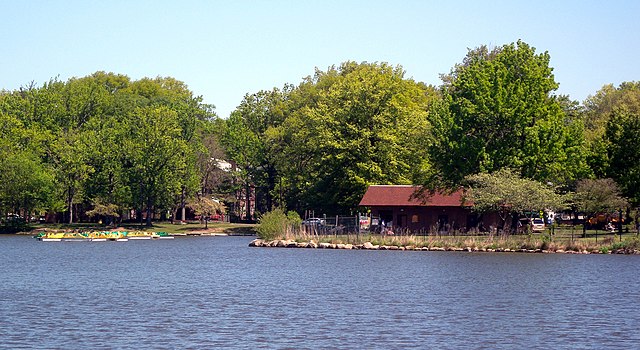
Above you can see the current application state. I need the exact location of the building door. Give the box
[397,214,407,228]
[438,215,449,232]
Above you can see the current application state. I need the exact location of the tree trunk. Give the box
[67,190,74,224]
[180,185,186,223]
[146,207,152,226]
[245,183,251,221]
[145,197,153,227]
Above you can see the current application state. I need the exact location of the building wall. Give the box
[370,206,491,233]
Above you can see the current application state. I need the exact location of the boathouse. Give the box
[359,185,485,233]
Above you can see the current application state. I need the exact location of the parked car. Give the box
[302,218,325,226]
[519,218,545,233]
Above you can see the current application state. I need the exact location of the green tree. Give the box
[196,130,236,209]
[123,106,190,226]
[605,107,640,204]
[48,129,94,223]
[573,178,628,232]
[0,150,58,221]
[429,41,589,188]
[1,72,213,226]
[465,169,568,232]
[279,62,436,213]
[186,195,226,228]
[83,115,130,222]
[582,82,640,178]
[225,88,290,214]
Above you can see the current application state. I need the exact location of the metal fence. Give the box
[301,214,482,236]
[302,215,383,235]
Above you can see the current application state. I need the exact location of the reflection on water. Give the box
[1,235,639,349]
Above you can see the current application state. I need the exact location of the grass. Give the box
[17,220,257,235]
[268,224,640,253]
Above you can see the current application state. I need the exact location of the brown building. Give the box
[359,185,491,234]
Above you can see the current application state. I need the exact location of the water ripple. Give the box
[1,236,639,349]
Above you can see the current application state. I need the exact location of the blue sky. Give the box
[1,0,638,118]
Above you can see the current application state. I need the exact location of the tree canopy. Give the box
[428,41,589,188]
[465,168,568,217]
[0,72,215,225]
[1,40,638,226]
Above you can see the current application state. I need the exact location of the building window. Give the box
[411,214,419,223]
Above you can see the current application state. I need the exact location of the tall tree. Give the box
[48,130,94,223]
[429,41,589,188]
[222,88,290,217]
[123,106,190,226]
[605,107,640,205]
[583,81,640,178]
[279,62,437,213]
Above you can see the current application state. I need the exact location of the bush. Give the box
[286,211,302,228]
[256,209,301,240]
[611,237,640,252]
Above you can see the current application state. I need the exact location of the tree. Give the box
[85,199,120,225]
[605,107,640,205]
[0,99,61,221]
[196,130,236,209]
[222,88,291,217]
[573,178,628,233]
[1,72,213,226]
[465,169,568,231]
[582,82,640,178]
[0,150,58,221]
[429,41,589,188]
[186,195,226,229]
[123,106,189,226]
[278,62,437,213]
[48,129,94,223]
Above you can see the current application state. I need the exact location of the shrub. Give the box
[255,209,304,240]
[611,237,640,252]
[286,211,302,228]
[256,209,288,240]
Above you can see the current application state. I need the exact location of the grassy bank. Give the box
[16,221,257,236]
[267,226,640,254]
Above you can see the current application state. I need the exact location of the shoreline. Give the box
[249,239,640,255]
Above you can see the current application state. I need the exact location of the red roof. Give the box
[359,185,468,207]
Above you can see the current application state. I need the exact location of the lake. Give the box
[1,235,639,349]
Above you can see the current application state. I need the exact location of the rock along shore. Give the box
[249,239,640,255]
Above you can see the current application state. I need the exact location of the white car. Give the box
[519,218,545,233]
[530,218,545,232]
[302,218,325,226]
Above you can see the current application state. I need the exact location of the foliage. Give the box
[0,149,58,216]
[573,178,628,215]
[48,129,94,223]
[605,106,640,205]
[429,41,589,188]
[465,168,568,216]
[286,210,302,227]
[187,196,226,228]
[123,106,191,225]
[187,196,226,217]
[583,81,640,178]
[2,48,640,224]
[0,72,215,225]
[221,87,290,215]
[256,208,299,240]
[275,61,437,213]
[85,200,120,218]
